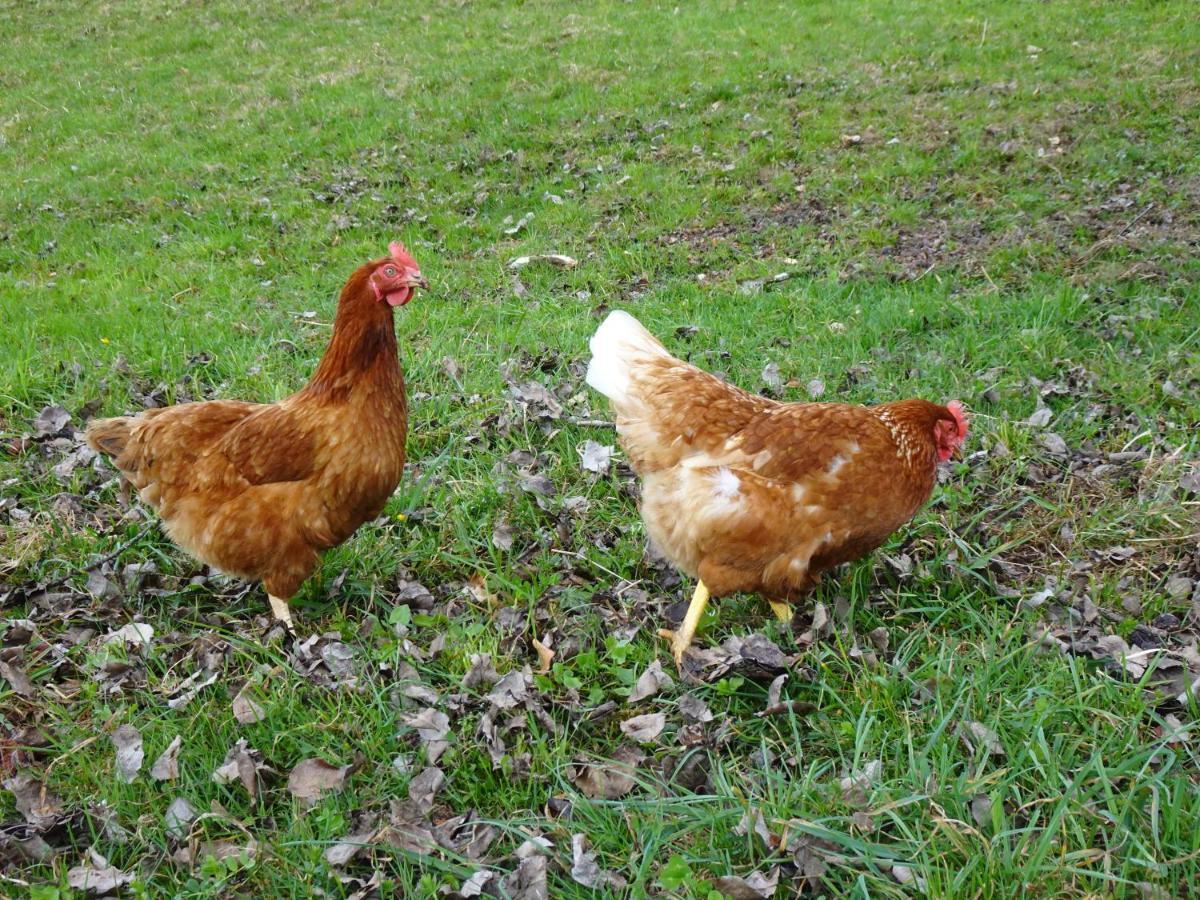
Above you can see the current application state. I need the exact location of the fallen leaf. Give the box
[287,757,356,805]
[486,668,533,709]
[619,712,666,743]
[839,759,882,806]
[629,659,674,703]
[891,864,927,891]
[466,573,498,607]
[172,839,257,868]
[3,772,63,830]
[149,735,182,781]
[232,689,267,725]
[1039,432,1068,455]
[508,252,577,269]
[960,720,1005,757]
[1027,406,1053,427]
[101,622,154,652]
[503,212,534,236]
[806,378,825,399]
[766,673,787,709]
[492,519,515,551]
[578,440,614,475]
[324,815,378,867]
[211,739,261,797]
[713,867,780,899]
[33,404,71,437]
[761,362,783,391]
[678,693,713,723]
[532,637,555,675]
[67,847,133,895]
[570,833,627,889]
[970,794,993,830]
[404,707,451,745]
[166,670,219,710]
[462,653,501,689]
[501,853,548,900]
[0,659,36,698]
[570,745,644,799]
[408,766,444,813]
[164,796,196,839]
[110,725,143,783]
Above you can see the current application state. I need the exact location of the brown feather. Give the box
[84,253,412,603]
[599,321,960,606]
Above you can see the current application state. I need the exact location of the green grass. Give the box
[2,0,1199,896]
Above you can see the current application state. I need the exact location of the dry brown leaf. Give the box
[570,833,627,889]
[149,735,182,781]
[960,720,1005,757]
[466,573,498,607]
[570,745,644,799]
[619,712,666,743]
[0,659,36,698]
[67,848,133,895]
[408,766,445,813]
[232,689,267,725]
[3,772,63,830]
[164,796,196,839]
[110,725,143,784]
[211,739,261,797]
[532,637,555,675]
[713,867,780,899]
[629,659,674,703]
[287,757,356,805]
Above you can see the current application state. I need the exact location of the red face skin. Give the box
[933,400,969,462]
[369,241,427,307]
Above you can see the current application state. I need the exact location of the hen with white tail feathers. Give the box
[585,310,968,665]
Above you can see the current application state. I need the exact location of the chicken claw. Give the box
[268,594,297,635]
[658,581,711,667]
[768,600,792,623]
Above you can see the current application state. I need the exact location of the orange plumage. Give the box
[585,311,967,662]
[85,243,427,630]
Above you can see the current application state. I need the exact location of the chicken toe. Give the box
[768,600,792,623]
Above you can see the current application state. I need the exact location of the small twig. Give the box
[85,521,157,571]
[38,520,157,590]
[1069,203,1155,268]
[550,548,634,586]
[568,417,615,429]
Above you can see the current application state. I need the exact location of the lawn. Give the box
[1,0,1199,896]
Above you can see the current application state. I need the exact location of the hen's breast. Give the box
[637,409,936,599]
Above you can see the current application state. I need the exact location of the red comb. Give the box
[946,400,969,435]
[388,241,419,270]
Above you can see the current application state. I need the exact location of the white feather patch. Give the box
[584,310,667,403]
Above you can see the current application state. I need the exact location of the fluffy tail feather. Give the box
[85,416,135,458]
[585,310,670,404]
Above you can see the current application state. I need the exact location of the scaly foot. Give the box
[267,594,297,635]
[658,581,711,668]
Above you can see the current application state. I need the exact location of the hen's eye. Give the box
[384,266,397,277]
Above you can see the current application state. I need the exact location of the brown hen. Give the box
[85,242,426,631]
[585,311,967,664]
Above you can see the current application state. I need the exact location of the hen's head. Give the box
[368,241,427,308]
[933,400,969,461]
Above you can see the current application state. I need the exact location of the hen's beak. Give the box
[407,272,429,290]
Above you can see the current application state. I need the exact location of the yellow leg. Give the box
[268,594,296,634]
[658,581,711,667]
[769,600,792,623]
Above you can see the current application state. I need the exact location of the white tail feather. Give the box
[585,310,669,403]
